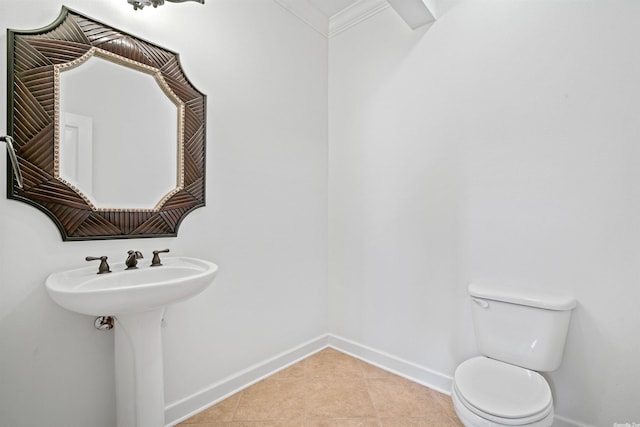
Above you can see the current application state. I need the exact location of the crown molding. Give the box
[274,0,390,38]
[273,0,330,36]
[328,0,390,38]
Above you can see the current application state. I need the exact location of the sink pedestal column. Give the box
[114,308,166,427]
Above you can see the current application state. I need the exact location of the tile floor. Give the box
[178,348,463,427]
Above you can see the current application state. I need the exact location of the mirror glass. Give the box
[58,54,179,210]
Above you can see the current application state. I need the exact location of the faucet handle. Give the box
[150,249,170,267]
[86,256,111,274]
[125,250,144,270]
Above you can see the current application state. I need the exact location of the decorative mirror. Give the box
[6,7,206,240]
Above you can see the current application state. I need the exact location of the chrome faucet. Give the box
[125,250,144,270]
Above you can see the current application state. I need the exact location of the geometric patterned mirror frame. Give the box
[6,7,206,240]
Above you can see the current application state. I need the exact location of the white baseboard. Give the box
[164,334,329,426]
[163,333,452,426]
[164,333,591,427]
[552,415,596,427]
[327,334,453,395]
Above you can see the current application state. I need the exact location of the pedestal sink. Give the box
[46,257,218,427]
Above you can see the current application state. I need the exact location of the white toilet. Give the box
[452,283,576,427]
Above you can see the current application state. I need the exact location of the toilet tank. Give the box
[469,283,576,372]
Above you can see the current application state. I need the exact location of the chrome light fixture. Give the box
[128,0,204,10]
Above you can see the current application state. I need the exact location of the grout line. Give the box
[303,356,309,425]
[229,387,242,422]
[364,377,382,426]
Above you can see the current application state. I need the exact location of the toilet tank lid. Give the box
[469,283,576,311]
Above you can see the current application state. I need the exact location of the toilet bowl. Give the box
[451,357,554,426]
[451,283,576,427]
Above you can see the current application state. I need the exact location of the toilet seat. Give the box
[453,357,553,425]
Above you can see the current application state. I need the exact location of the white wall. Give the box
[0,1,327,426]
[4,0,640,425]
[328,1,640,425]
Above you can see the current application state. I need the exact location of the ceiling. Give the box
[306,0,361,17]
[274,0,438,38]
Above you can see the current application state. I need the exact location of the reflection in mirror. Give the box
[58,52,179,210]
[6,7,207,240]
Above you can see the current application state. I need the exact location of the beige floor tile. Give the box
[307,378,376,419]
[179,394,241,424]
[234,379,306,421]
[305,348,364,379]
[366,377,446,418]
[179,349,462,426]
[231,421,305,427]
[269,363,306,381]
[379,416,455,427]
[306,418,380,427]
[430,390,459,419]
[180,423,230,427]
[358,362,398,380]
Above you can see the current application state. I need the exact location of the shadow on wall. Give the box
[446,280,478,370]
[544,303,610,425]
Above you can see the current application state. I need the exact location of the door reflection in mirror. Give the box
[58,53,179,210]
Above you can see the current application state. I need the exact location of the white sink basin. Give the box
[46,256,218,316]
[45,256,218,427]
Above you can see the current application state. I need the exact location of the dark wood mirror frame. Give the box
[6,6,206,241]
